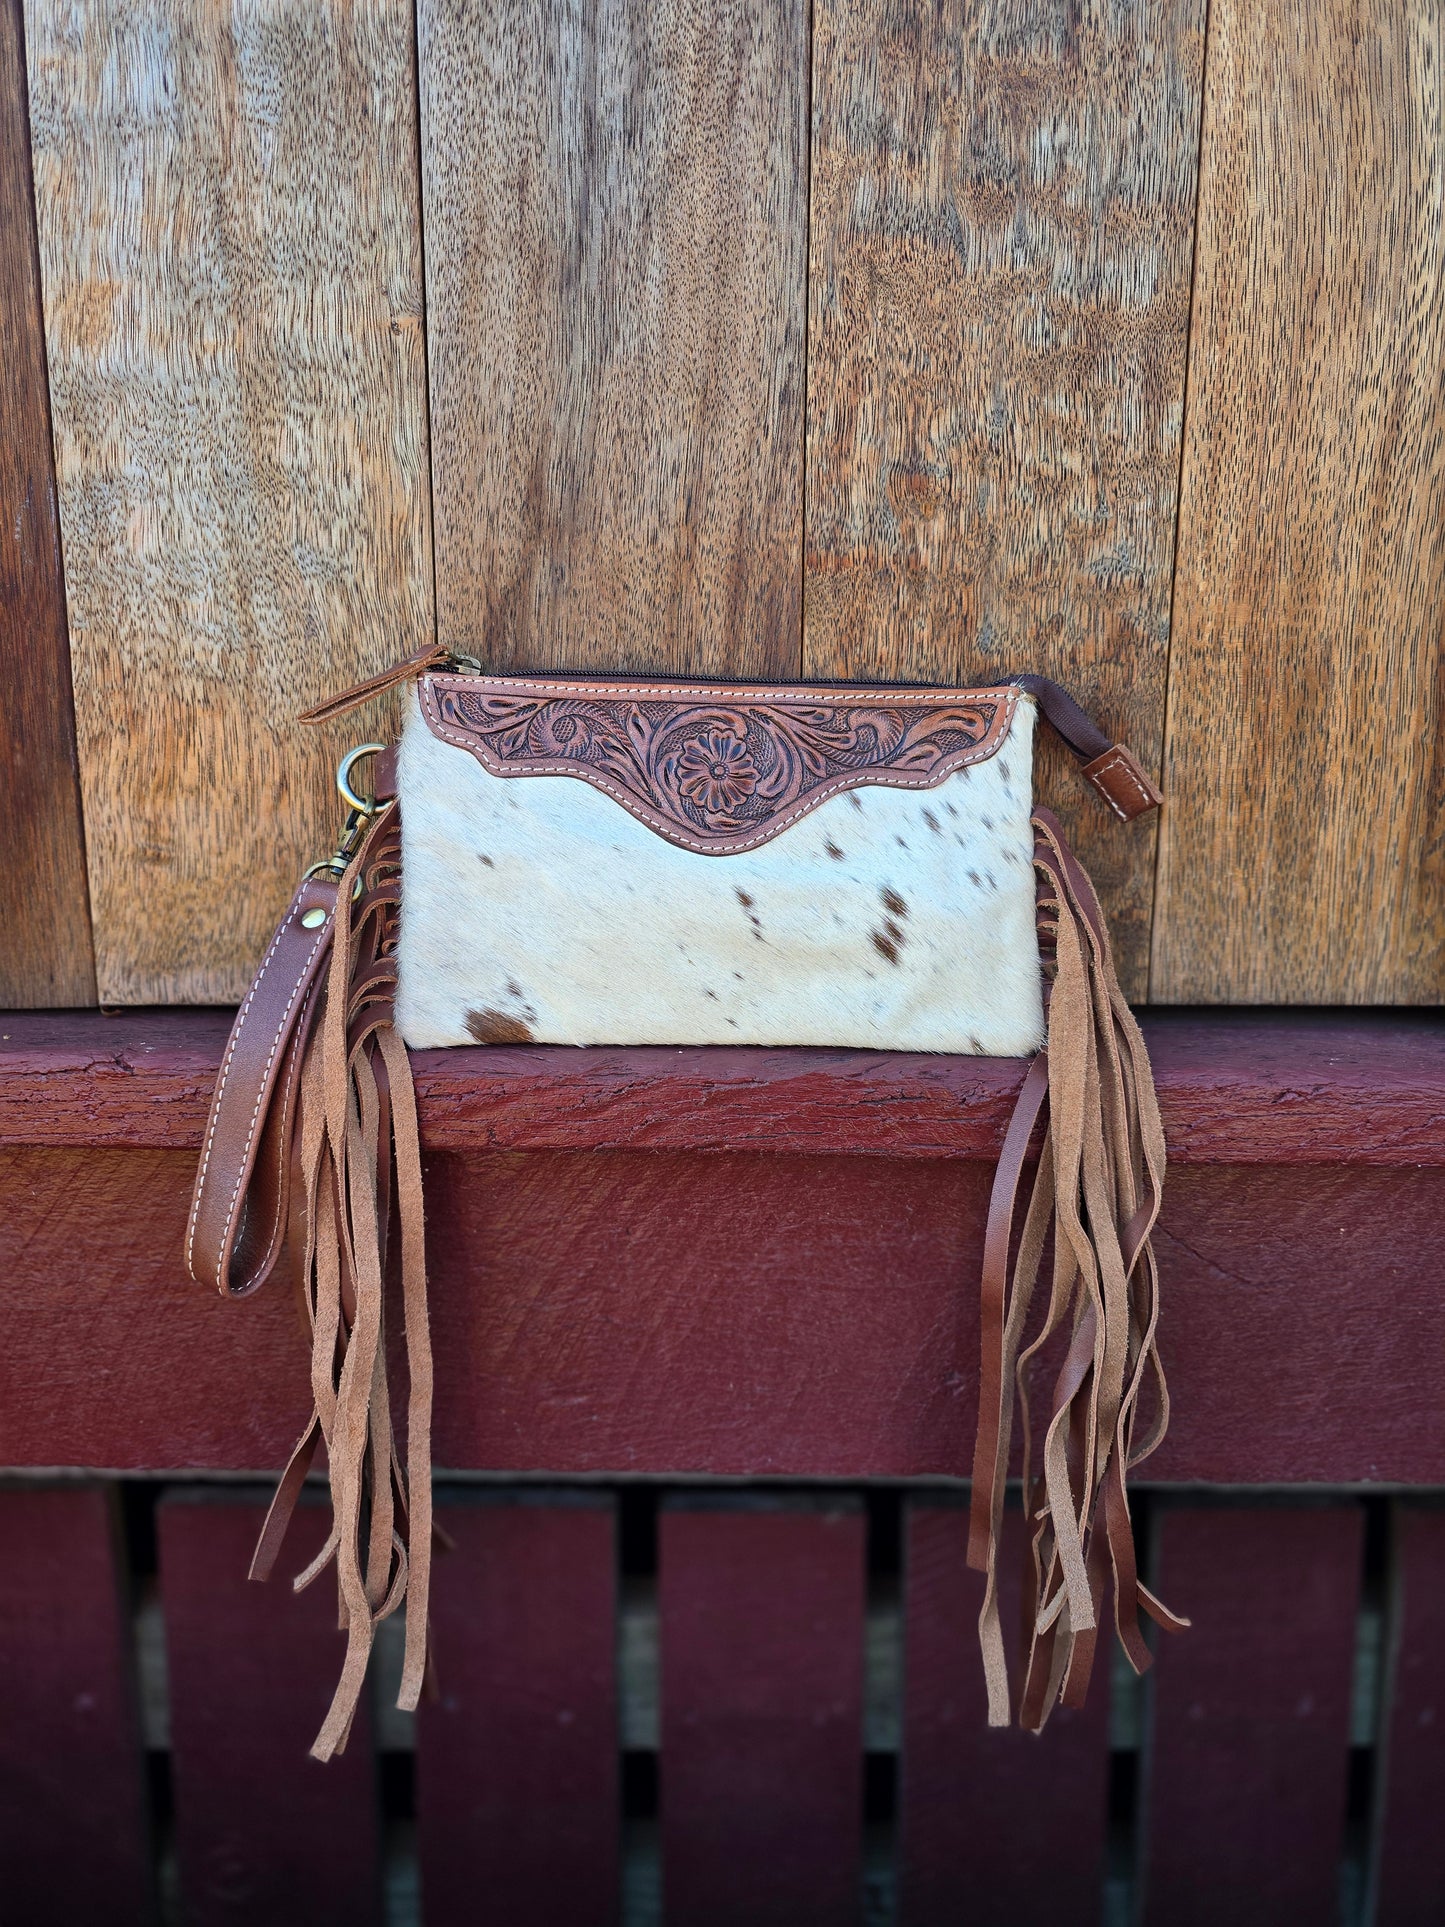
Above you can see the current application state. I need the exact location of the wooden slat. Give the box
[1138,1504,1362,1925]
[4,1143,1445,1482]
[157,1492,381,1926]
[0,0,94,1006]
[659,1495,865,1925]
[0,1484,152,1924]
[416,0,808,678]
[5,1008,1445,1166]
[804,0,1207,996]
[1372,1504,1445,1926]
[24,0,434,1004]
[1152,0,1445,1002]
[416,1491,619,1926]
[898,1499,1109,1924]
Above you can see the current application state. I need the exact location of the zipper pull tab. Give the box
[298,642,449,725]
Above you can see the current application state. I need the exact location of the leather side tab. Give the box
[1081,744,1163,822]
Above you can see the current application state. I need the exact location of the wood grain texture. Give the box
[5,1143,1444,1483]
[1138,1504,1362,1925]
[157,1492,382,1927]
[659,1496,865,1926]
[417,0,807,676]
[1372,1504,1445,1927]
[4,1008,1443,1164]
[804,0,1207,994]
[24,0,434,1004]
[0,0,94,1007]
[416,1493,619,1927]
[898,1499,1109,1925]
[1152,0,1445,1003]
[0,1484,152,1924]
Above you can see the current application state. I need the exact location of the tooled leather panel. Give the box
[418,674,1020,854]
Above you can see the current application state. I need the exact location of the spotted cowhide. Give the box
[395,677,1044,1054]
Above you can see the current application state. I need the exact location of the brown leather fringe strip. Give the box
[246,808,435,1761]
[968,807,1187,1729]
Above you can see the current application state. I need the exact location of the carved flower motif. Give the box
[677,732,758,815]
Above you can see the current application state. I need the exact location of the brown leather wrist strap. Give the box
[185,870,341,1298]
[186,752,400,1299]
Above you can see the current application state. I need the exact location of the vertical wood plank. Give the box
[804,0,1208,994]
[1372,1504,1445,1926]
[0,0,94,1007]
[415,1490,619,1927]
[659,1494,865,1926]
[417,0,808,677]
[1138,1503,1362,1925]
[1152,0,1445,1002]
[157,1491,382,1927]
[898,1498,1109,1924]
[0,1483,152,1924]
[25,0,434,1004]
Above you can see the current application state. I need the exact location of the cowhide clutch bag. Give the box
[187,652,1184,1759]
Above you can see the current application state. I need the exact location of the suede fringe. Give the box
[967,807,1187,1730]
[247,819,436,1761]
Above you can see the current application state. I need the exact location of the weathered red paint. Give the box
[1138,1504,1362,1926]
[0,1484,152,1924]
[659,1496,866,1927]
[416,1492,620,1927]
[2,1008,1442,1162]
[897,1499,1109,1924]
[1372,1504,1445,1926]
[157,1491,382,1925]
[4,1142,1444,1482]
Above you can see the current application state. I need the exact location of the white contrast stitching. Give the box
[209,925,329,1295]
[430,674,1018,705]
[187,906,302,1275]
[186,901,330,1292]
[419,681,1020,855]
[252,977,313,1279]
[1087,747,1154,820]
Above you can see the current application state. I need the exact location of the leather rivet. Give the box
[301,907,327,929]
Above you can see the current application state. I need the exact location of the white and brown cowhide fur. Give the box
[395,695,1043,1054]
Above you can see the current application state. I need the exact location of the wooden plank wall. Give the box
[1152,0,1445,1002]
[23,0,434,1005]
[804,0,1206,992]
[12,0,1445,1003]
[416,0,809,680]
[0,0,93,1007]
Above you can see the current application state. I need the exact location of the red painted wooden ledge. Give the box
[2,1007,1443,1162]
[2,1009,1443,1483]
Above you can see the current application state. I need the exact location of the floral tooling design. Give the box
[423,677,1014,854]
[677,733,759,813]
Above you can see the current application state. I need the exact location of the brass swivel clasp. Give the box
[303,743,388,885]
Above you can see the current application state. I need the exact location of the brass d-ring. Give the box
[337,743,387,816]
